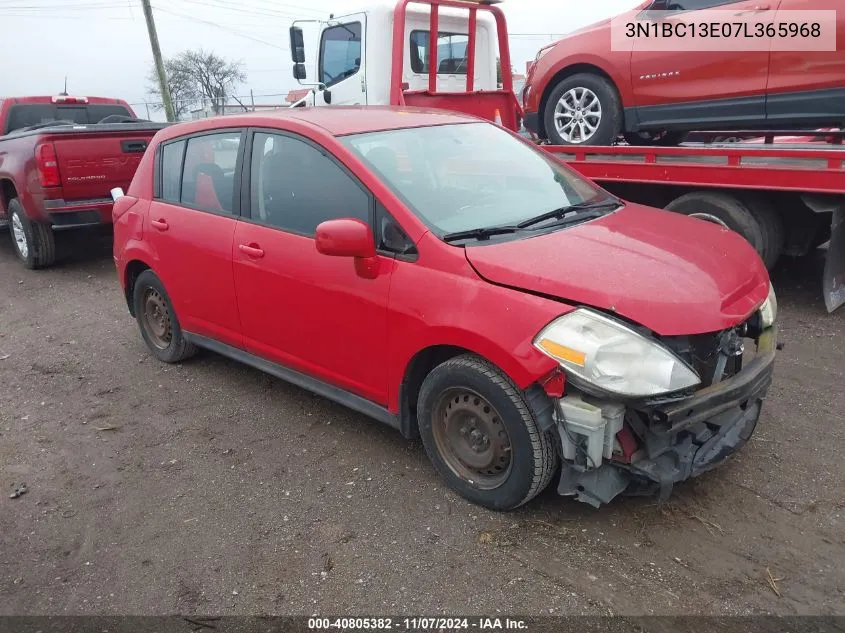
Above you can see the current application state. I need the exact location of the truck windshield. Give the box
[341,122,611,236]
[3,104,133,134]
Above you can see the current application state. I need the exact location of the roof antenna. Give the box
[59,76,68,97]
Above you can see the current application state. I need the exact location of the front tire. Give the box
[132,269,197,364]
[417,354,559,511]
[7,198,56,269]
[543,73,622,146]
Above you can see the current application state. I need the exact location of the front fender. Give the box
[386,250,572,413]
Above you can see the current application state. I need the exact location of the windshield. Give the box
[340,122,611,236]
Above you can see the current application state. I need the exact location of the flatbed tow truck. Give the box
[289,0,845,312]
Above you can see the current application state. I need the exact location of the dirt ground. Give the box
[0,229,843,617]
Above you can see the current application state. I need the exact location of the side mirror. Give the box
[290,26,306,63]
[315,218,378,278]
[323,89,332,104]
[293,63,307,80]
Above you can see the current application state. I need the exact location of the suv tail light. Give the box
[36,142,61,187]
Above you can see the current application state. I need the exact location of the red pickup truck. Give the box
[0,95,166,268]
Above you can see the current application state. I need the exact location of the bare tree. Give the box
[147,58,200,119]
[175,50,246,115]
[148,49,246,118]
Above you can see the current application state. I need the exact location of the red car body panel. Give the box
[114,107,768,417]
[464,204,769,336]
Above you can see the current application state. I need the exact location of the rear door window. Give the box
[180,132,242,215]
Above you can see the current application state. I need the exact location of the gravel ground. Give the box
[0,230,843,616]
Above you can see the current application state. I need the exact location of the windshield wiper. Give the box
[442,224,521,243]
[516,199,622,230]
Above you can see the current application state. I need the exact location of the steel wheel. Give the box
[554,87,602,144]
[141,287,172,350]
[432,387,513,490]
[11,212,28,259]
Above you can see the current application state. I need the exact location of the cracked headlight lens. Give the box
[534,309,701,398]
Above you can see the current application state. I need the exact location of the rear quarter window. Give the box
[159,140,186,203]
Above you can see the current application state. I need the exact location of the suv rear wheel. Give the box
[7,199,56,269]
[417,354,559,510]
[132,269,197,363]
[543,73,622,146]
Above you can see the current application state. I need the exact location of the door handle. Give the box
[238,243,265,259]
[151,218,169,231]
[735,4,770,14]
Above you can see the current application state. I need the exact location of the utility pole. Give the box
[140,0,176,122]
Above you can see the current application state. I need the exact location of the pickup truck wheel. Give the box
[543,73,622,146]
[417,354,558,511]
[7,199,56,269]
[665,192,766,261]
[132,269,197,363]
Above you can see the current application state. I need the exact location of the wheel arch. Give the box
[123,259,153,317]
[0,178,18,217]
[538,63,624,140]
[396,335,556,439]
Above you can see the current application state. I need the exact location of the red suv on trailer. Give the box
[522,0,845,145]
[112,107,778,510]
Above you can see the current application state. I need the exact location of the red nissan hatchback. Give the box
[112,107,778,510]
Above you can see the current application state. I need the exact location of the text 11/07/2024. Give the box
[307,617,529,631]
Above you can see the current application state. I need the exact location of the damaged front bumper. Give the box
[557,327,777,507]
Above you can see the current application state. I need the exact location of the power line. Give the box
[175,0,315,21]
[151,5,289,51]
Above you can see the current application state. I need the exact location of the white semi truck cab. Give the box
[288,0,522,130]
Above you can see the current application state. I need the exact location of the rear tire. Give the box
[665,192,766,260]
[132,269,197,364]
[543,73,622,146]
[7,198,56,269]
[417,354,558,511]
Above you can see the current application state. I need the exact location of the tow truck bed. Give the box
[542,136,845,313]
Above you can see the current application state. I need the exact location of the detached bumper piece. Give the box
[557,328,776,508]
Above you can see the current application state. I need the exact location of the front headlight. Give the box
[533,309,701,398]
[759,282,777,328]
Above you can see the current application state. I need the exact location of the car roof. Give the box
[158,106,481,140]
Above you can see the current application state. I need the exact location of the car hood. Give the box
[464,203,770,336]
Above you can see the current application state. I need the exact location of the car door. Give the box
[146,130,244,348]
[765,0,845,125]
[629,0,776,128]
[232,130,392,405]
[314,16,367,106]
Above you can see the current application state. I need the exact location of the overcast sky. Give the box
[1,0,641,115]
